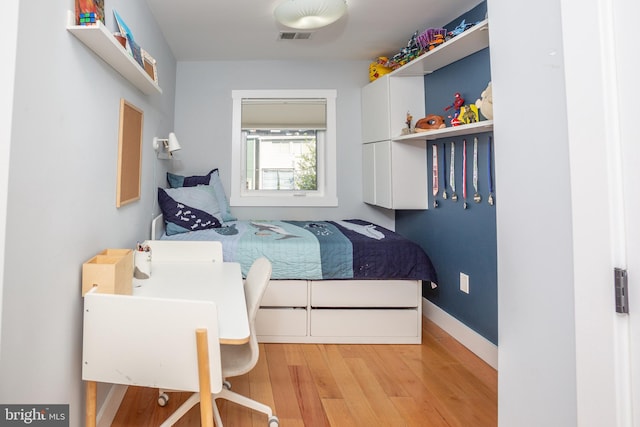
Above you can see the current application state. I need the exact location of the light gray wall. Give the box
[0,0,19,355]
[487,0,579,425]
[173,60,395,229]
[0,1,176,424]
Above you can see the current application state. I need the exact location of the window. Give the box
[231,90,337,207]
[245,129,318,191]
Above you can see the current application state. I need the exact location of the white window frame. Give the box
[231,89,338,207]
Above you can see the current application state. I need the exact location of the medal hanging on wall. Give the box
[450,142,458,202]
[441,142,448,200]
[488,136,495,205]
[473,137,482,203]
[462,139,468,209]
[432,144,439,208]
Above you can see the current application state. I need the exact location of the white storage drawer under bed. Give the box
[256,308,307,337]
[261,280,307,307]
[311,280,419,307]
[310,308,419,337]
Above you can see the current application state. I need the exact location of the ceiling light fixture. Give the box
[274,0,347,30]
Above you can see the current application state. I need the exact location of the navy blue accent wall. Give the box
[395,1,498,344]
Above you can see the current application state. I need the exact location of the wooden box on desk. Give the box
[82,249,133,296]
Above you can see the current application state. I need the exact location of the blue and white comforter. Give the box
[161,219,437,283]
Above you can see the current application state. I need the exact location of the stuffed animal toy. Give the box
[475,81,493,120]
[369,57,392,81]
[415,114,446,131]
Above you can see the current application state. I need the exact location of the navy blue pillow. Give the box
[158,186,223,235]
[167,169,215,188]
[166,169,236,222]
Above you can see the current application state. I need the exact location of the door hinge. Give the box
[614,268,629,314]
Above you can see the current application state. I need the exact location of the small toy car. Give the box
[446,19,475,40]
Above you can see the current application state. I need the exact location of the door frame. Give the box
[561,0,636,424]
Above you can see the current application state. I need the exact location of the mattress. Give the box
[160,219,436,283]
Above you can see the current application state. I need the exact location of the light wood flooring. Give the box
[112,318,497,426]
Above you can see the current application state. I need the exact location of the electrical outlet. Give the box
[460,272,470,294]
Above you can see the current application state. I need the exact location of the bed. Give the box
[151,169,437,344]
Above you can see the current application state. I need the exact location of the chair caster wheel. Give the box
[157,392,169,407]
[268,415,280,426]
[223,380,231,390]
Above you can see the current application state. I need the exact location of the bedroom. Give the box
[0,0,638,426]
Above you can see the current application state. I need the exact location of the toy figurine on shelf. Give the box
[401,111,414,135]
[459,104,479,124]
[444,92,465,115]
[444,92,465,126]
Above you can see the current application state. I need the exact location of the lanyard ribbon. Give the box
[450,142,457,200]
[432,145,439,207]
[488,136,495,205]
[462,139,467,208]
[442,143,448,198]
[473,137,481,203]
[473,137,479,195]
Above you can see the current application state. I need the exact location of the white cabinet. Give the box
[363,140,427,209]
[361,74,426,209]
[361,75,425,143]
[361,19,491,209]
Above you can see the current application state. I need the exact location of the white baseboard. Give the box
[97,384,128,427]
[422,298,498,370]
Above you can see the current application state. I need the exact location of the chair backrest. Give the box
[243,257,272,324]
[218,258,271,379]
[82,291,223,393]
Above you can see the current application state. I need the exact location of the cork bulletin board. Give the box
[116,99,143,207]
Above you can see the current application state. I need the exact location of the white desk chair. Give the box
[156,257,279,426]
[215,257,279,426]
[82,291,222,427]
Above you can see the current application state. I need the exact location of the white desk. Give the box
[83,242,248,427]
[133,261,249,344]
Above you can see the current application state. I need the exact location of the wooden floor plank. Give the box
[264,343,305,421]
[343,357,407,425]
[301,344,343,399]
[321,398,359,427]
[112,318,497,426]
[289,364,331,426]
[322,345,380,426]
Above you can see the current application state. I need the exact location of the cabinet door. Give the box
[362,141,392,208]
[363,140,426,209]
[362,143,376,204]
[374,141,393,209]
[361,76,390,143]
[390,140,427,209]
[388,76,425,139]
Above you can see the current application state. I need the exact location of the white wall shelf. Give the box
[391,19,490,77]
[394,120,494,142]
[361,19,491,210]
[66,11,162,95]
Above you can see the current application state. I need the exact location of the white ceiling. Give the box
[145,0,484,61]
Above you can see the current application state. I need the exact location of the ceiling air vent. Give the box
[278,31,312,40]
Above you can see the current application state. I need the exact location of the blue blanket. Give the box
[161,219,437,283]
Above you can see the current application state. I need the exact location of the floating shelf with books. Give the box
[393,120,494,142]
[66,11,162,95]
